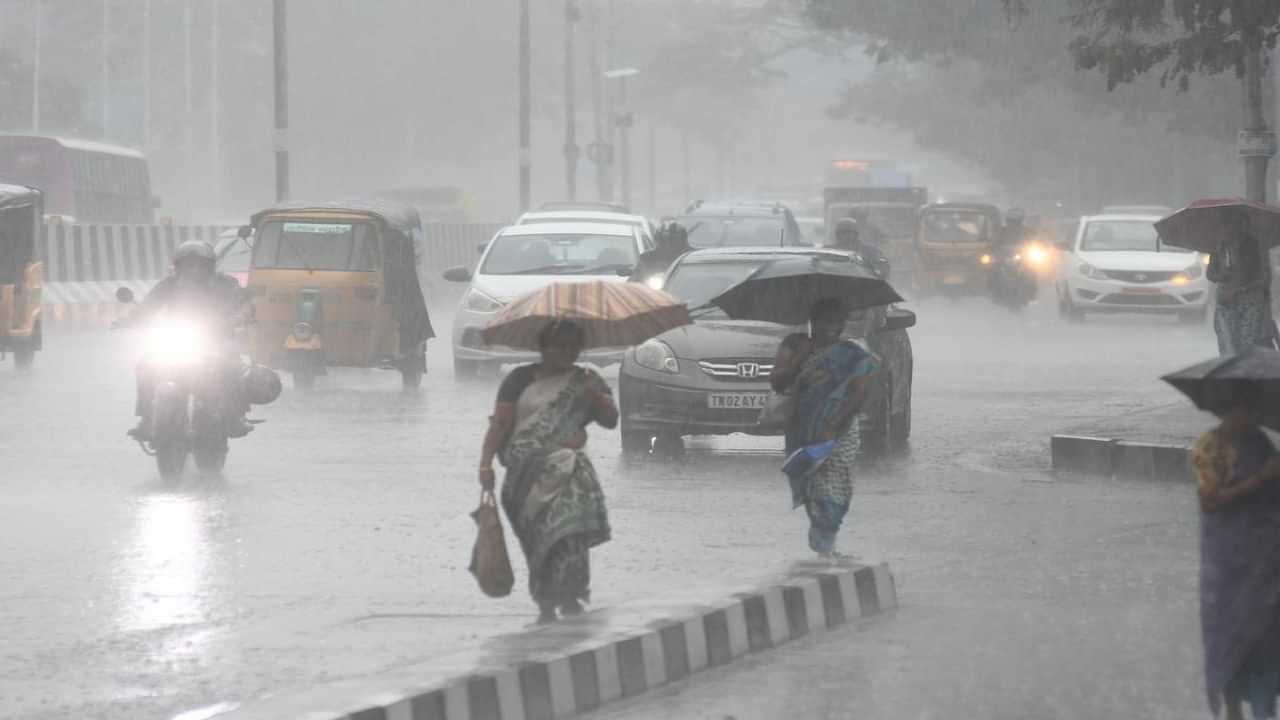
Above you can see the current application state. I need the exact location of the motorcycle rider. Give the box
[831,217,890,280]
[124,240,254,440]
[631,221,692,287]
[991,208,1035,305]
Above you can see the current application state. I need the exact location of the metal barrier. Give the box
[39,221,505,330]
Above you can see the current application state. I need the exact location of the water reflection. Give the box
[118,493,214,635]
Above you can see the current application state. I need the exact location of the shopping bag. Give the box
[468,490,515,598]
[756,391,796,431]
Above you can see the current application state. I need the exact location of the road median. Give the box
[197,561,896,720]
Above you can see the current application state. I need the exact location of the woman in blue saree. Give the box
[477,320,618,623]
[770,299,878,558]
[1191,386,1280,718]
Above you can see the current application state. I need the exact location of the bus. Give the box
[0,135,156,223]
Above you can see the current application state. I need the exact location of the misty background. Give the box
[0,0,1264,223]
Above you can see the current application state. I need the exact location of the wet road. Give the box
[1,298,1216,719]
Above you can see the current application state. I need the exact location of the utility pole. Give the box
[101,0,110,138]
[142,0,150,147]
[273,0,290,202]
[518,0,531,212]
[1240,24,1274,203]
[184,0,193,217]
[31,0,42,131]
[605,68,638,209]
[211,0,221,216]
[562,0,579,200]
[586,3,611,202]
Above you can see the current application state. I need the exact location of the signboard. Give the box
[282,222,351,234]
[1238,130,1277,158]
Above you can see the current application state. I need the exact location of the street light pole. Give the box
[142,0,150,147]
[101,0,110,138]
[563,0,579,201]
[211,0,221,216]
[518,0,532,212]
[31,0,42,132]
[273,0,290,202]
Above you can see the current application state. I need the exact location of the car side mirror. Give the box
[237,225,253,239]
[883,308,916,331]
[477,243,489,255]
[116,287,135,304]
[443,266,472,283]
[615,266,635,277]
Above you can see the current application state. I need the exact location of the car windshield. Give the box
[1080,220,1186,253]
[680,216,786,248]
[216,238,252,273]
[921,211,990,244]
[480,232,637,275]
[663,260,767,317]
[253,221,381,271]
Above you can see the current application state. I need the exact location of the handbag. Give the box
[756,390,796,431]
[468,490,515,598]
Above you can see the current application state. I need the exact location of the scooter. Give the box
[989,242,1043,311]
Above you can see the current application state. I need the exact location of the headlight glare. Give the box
[145,319,207,365]
[634,339,679,374]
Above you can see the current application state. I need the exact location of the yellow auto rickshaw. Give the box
[242,200,435,389]
[0,185,43,370]
[914,202,1003,295]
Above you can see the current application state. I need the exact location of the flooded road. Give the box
[0,300,1216,718]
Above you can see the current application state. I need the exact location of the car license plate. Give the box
[707,392,769,410]
[1120,286,1163,295]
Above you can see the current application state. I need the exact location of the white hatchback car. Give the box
[1056,214,1210,322]
[515,210,657,246]
[443,221,650,378]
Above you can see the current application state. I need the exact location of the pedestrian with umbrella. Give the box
[711,253,901,559]
[475,280,690,623]
[1157,199,1280,354]
[1164,349,1280,718]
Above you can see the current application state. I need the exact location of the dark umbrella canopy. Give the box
[709,255,904,326]
[1162,349,1280,432]
[1155,197,1280,254]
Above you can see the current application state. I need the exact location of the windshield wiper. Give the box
[509,263,587,275]
[580,262,635,274]
[688,302,723,318]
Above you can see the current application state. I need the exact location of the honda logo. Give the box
[737,362,760,378]
[1135,273,1148,282]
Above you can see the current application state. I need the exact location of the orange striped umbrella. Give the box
[482,280,690,350]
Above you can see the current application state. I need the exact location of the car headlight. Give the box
[145,319,208,365]
[979,254,993,266]
[1078,262,1105,279]
[634,339,679,374]
[1171,273,1193,286]
[462,287,504,313]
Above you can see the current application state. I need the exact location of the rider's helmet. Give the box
[659,221,688,248]
[833,217,859,249]
[172,240,217,279]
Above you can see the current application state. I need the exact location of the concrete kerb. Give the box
[204,562,896,720]
[1050,434,1191,482]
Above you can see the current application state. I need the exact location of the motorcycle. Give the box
[115,287,272,481]
[988,240,1049,311]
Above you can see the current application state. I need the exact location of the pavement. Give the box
[0,296,1225,719]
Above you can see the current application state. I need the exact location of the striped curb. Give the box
[202,562,896,720]
[1050,434,1191,482]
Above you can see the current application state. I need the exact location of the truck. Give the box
[822,160,929,288]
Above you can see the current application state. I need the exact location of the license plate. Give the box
[1120,286,1163,295]
[707,392,769,409]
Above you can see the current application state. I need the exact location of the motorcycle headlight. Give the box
[145,319,208,365]
[1024,243,1049,266]
[645,274,665,290]
[634,339,679,374]
[1078,262,1105,279]
[462,287,504,313]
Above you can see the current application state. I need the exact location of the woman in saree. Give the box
[1208,220,1278,356]
[769,298,878,558]
[477,319,618,623]
[1192,384,1280,718]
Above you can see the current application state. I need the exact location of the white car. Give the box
[1056,214,1210,323]
[443,222,651,378]
[515,210,657,246]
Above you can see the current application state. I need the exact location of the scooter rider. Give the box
[124,240,254,440]
[631,221,692,287]
[831,217,890,280]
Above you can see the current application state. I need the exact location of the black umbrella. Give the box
[1162,349,1280,432]
[709,254,904,326]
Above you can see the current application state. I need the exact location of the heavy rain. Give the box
[0,2,1278,719]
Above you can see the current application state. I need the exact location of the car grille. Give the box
[698,359,774,381]
[1103,270,1177,284]
[1097,293,1181,306]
